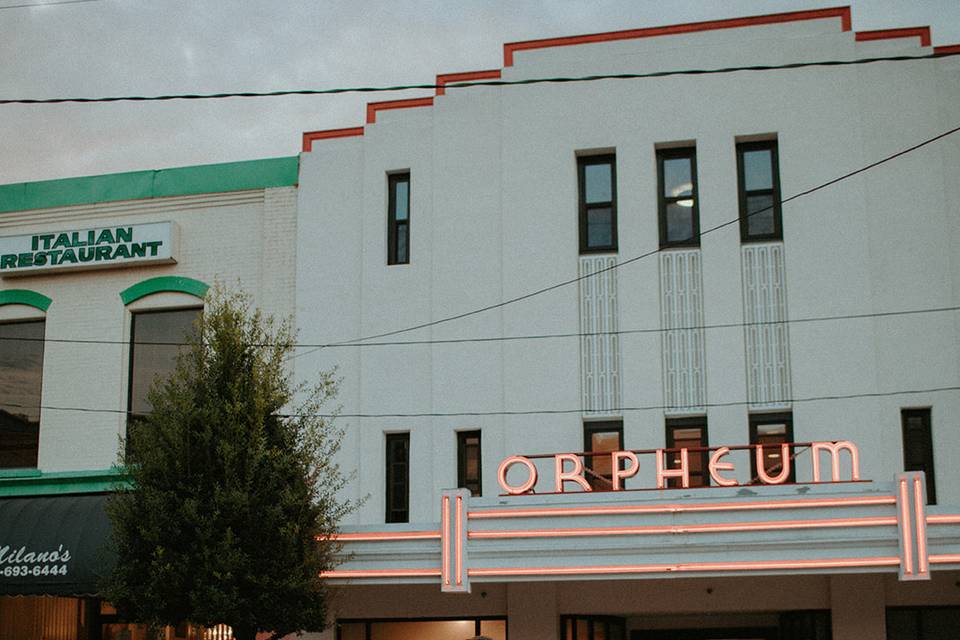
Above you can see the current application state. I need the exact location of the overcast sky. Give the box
[2,0,958,185]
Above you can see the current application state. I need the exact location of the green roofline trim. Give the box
[120,276,209,305]
[0,289,52,311]
[0,467,129,497]
[0,156,299,214]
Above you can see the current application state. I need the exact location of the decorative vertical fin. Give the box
[741,243,791,408]
[579,256,621,415]
[659,250,706,413]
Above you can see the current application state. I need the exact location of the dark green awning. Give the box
[0,493,114,596]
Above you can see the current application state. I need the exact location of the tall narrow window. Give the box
[387,173,410,265]
[578,154,617,253]
[902,408,936,505]
[583,420,623,490]
[665,417,709,488]
[657,147,699,248]
[0,320,45,469]
[749,413,795,483]
[127,308,200,450]
[385,432,410,523]
[457,430,482,496]
[737,140,782,241]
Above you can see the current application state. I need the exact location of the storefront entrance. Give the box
[630,630,776,640]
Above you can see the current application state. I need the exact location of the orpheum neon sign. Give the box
[497,441,861,494]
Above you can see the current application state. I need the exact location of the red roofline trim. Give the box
[367,97,435,124]
[436,69,502,96]
[855,27,931,47]
[502,6,852,67]
[300,6,954,151]
[302,127,364,152]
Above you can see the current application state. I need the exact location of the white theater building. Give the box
[2,5,960,640]
[294,6,960,640]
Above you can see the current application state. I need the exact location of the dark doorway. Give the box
[631,629,776,640]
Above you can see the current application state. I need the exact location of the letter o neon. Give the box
[497,456,538,495]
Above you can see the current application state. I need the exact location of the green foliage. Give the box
[104,287,352,640]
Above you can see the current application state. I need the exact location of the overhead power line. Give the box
[287,122,960,360]
[0,304,956,348]
[0,0,100,9]
[1,51,959,105]
[3,386,957,418]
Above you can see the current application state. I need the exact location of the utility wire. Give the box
[289,122,960,361]
[0,304,956,348]
[1,51,958,105]
[2,386,957,418]
[0,0,99,9]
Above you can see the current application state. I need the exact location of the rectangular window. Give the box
[665,417,709,488]
[737,140,783,241]
[749,413,795,483]
[578,154,617,253]
[126,308,201,459]
[387,173,410,265]
[457,430,482,497]
[887,606,960,640]
[902,408,936,504]
[127,308,201,421]
[0,320,45,469]
[657,147,699,248]
[583,420,623,490]
[385,432,410,523]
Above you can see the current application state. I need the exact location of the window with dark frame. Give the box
[127,308,201,455]
[577,154,618,253]
[657,147,700,248]
[665,417,709,488]
[385,432,410,523]
[583,420,623,490]
[457,430,482,497]
[737,139,783,241]
[902,408,936,505]
[749,412,796,483]
[0,320,45,469]
[387,172,410,265]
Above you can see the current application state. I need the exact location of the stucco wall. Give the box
[295,17,960,526]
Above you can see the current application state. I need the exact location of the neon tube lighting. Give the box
[467,516,896,539]
[468,495,897,520]
[467,556,900,577]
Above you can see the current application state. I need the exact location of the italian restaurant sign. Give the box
[0,222,178,276]
[497,441,861,494]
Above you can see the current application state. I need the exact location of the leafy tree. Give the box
[104,287,351,640]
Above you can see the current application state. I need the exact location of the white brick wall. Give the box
[0,189,297,472]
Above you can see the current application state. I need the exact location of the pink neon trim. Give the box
[914,477,928,575]
[468,495,897,520]
[927,514,960,525]
[930,554,960,564]
[441,495,450,586]
[455,495,464,586]
[899,479,914,575]
[468,556,900,577]
[330,530,441,542]
[467,516,896,539]
[321,568,442,578]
